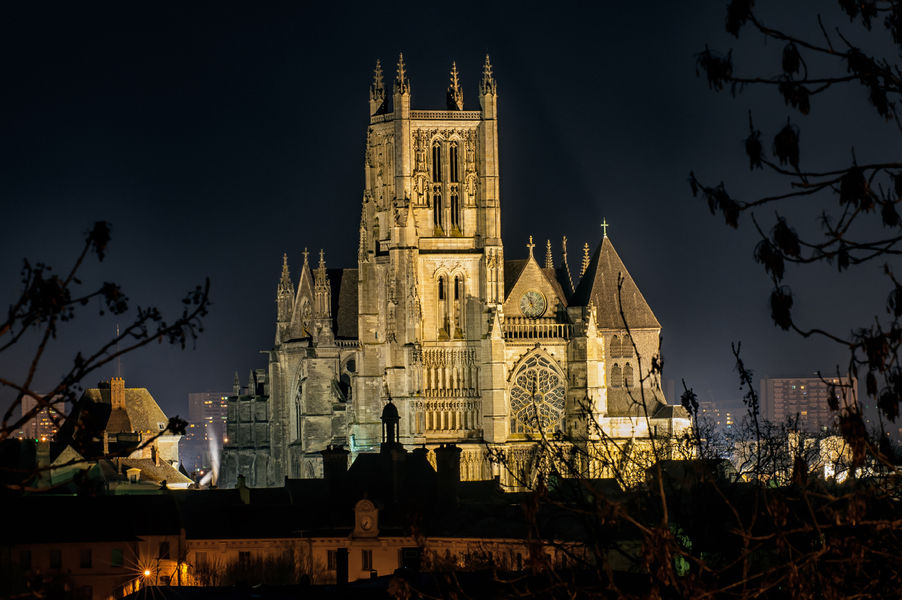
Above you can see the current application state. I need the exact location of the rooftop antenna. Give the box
[115,323,122,378]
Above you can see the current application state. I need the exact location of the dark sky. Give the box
[1,1,895,421]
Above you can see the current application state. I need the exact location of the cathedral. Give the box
[220,56,690,488]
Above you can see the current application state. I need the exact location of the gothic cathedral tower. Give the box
[354,56,503,453]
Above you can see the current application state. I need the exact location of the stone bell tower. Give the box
[352,55,504,452]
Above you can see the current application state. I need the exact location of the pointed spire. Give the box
[247,369,255,395]
[317,249,326,275]
[580,243,591,277]
[279,253,292,289]
[232,371,240,396]
[544,239,553,269]
[481,54,496,95]
[526,235,535,258]
[447,61,464,110]
[358,209,368,264]
[369,59,386,115]
[395,53,410,94]
[558,236,575,293]
[302,247,309,266]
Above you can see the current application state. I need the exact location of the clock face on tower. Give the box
[520,290,547,318]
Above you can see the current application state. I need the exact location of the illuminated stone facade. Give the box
[221,56,690,488]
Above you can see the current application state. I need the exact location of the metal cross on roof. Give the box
[527,235,535,256]
[601,219,609,238]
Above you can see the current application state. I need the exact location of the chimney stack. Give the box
[434,443,462,507]
[110,377,125,410]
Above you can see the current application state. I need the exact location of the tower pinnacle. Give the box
[395,53,410,95]
[526,235,535,258]
[279,253,291,289]
[369,59,386,115]
[544,239,553,269]
[580,243,591,277]
[447,61,464,110]
[481,54,496,96]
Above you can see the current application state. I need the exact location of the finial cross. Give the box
[527,235,535,256]
[601,219,609,238]
[302,247,309,264]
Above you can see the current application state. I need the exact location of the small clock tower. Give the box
[353,499,379,537]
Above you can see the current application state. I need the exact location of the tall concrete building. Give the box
[16,395,63,441]
[759,375,857,432]
[221,56,690,488]
[179,391,229,472]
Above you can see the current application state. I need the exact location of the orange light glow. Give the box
[144,569,151,577]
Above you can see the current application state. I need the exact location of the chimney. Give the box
[237,474,250,505]
[102,432,109,456]
[434,443,462,507]
[110,377,125,410]
[321,445,349,481]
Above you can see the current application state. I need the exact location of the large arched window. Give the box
[623,363,634,388]
[509,353,566,434]
[610,364,622,388]
[609,335,620,358]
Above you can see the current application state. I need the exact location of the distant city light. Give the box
[143,569,151,577]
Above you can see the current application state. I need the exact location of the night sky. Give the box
[1,2,894,421]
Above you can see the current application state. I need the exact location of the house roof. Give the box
[83,387,172,435]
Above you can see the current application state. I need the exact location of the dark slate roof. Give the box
[606,389,667,418]
[570,237,660,329]
[504,259,527,298]
[328,267,358,339]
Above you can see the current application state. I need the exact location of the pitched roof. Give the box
[329,267,359,339]
[503,260,569,308]
[83,387,172,435]
[570,237,660,329]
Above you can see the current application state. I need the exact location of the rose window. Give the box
[509,354,566,434]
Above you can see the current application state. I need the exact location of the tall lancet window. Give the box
[449,143,459,183]
[454,276,465,337]
[432,142,446,233]
[432,143,442,182]
[449,142,461,232]
[438,276,448,338]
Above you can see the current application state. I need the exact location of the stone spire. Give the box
[279,253,292,290]
[369,59,386,116]
[481,54,496,96]
[557,236,575,294]
[544,239,553,269]
[232,371,240,395]
[314,249,331,320]
[447,61,464,110]
[276,253,295,326]
[395,53,410,95]
[580,243,591,277]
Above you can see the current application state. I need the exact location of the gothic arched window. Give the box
[623,363,634,388]
[509,353,566,434]
[611,364,622,388]
[432,143,442,182]
[610,335,620,358]
[449,142,459,183]
[450,193,460,229]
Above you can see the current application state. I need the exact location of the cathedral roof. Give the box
[503,260,569,308]
[328,268,358,339]
[570,237,660,329]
